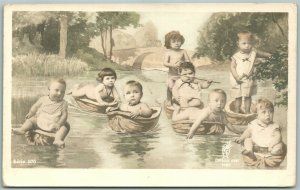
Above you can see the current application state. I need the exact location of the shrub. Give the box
[12,53,88,77]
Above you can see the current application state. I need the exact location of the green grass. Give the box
[75,48,131,71]
[12,53,88,77]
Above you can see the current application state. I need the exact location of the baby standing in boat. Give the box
[12,79,70,148]
[230,31,271,114]
[69,68,120,112]
[163,31,191,105]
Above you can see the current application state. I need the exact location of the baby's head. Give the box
[256,98,274,125]
[164,31,185,49]
[208,89,227,112]
[96,68,117,87]
[178,62,195,83]
[237,31,255,53]
[123,80,143,106]
[48,78,66,102]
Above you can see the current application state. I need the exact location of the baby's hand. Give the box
[186,131,195,139]
[268,146,273,152]
[52,123,61,132]
[130,110,140,119]
[25,112,34,119]
[233,137,242,144]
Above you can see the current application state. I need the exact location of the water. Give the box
[11,69,287,169]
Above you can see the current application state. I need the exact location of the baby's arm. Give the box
[94,84,109,106]
[163,52,173,68]
[112,86,121,103]
[172,80,180,102]
[233,127,252,144]
[26,97,43,119]
[186,108,210,139]
[138,103,153,118]
[256,50,272,59]
[182,50,191,62]
[53,103,68,131]
[230,58,243,84]
[269,128,282,150]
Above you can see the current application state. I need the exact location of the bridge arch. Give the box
[132,52,155,69]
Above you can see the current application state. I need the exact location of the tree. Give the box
[194,13,288,106]
[95,12,140,60]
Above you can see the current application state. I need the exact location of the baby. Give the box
[234,99,284,160]
[12,79,70,148]
[70,68,120,111]
[172,62,211,108]
[163,31,191,105]
[119,80,153,118]
[172,89,230,139]
[230,31,271,114]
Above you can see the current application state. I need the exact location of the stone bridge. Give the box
[111,47,165,69]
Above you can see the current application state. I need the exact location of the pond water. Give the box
[11,69,287,169]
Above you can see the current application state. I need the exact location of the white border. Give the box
[3,3,297,187]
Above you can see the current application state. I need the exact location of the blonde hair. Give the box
[237,31,255,42]
[208,89,227,101]
[256,98,274,112]
[48,78,66,89]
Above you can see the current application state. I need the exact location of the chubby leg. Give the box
[270,142,284,155]
[179,97,189,108]
[242,138,257,160]
[244,96,252,114]
[188,98,203,108]
[12,117,36,135]
[234,97,242,113]
[172,104,189,121]
[69,84,87,97]
[53,122,70,148]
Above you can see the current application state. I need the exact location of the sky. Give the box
[121,12,212,51]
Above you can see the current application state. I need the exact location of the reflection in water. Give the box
[11,70,286,169]
[109,132,159,165]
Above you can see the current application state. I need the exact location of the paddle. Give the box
[135,68,221,84]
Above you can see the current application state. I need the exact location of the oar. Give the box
[135,68,221,84]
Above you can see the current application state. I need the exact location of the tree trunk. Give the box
[108,25,113,60]
[100,30,107,58]
[59,15,68,58]
[271,14,287,40]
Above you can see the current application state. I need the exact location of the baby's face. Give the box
[180,68,195,83]
[49,82,66,102]
[170,39,182,49]
[208,92,226,112]
[238,38,253,53]
[102,75,116,87]
[124,85,142,106]
[257,108,273,125]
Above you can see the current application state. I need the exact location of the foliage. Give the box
[253,44,288,106]
[195,12,289,106]
[194,13,288,62]
[12,53,88,77]
[95,12,140,59]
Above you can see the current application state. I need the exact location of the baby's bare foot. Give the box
[242,149,257,161]
[12,128,25,135]
[53,140,65,148]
